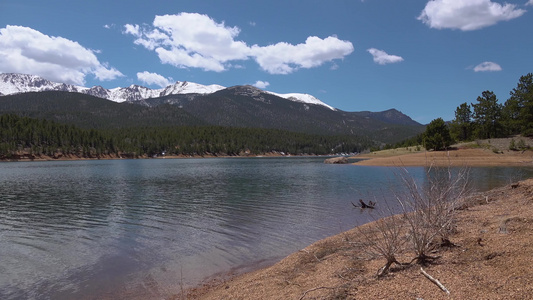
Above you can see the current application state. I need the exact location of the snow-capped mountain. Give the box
[0,73,335,110]
[0,73,226,103]
[0,73,84,95]
[268,92,335,110]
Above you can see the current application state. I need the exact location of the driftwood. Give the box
[352,199,376,209]
[420,267,450,294]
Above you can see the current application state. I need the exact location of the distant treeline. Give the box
[381,72,533,151]
[0,114,372,159]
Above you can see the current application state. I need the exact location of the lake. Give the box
[1,157,532,299]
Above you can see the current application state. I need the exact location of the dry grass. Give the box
[354,137,533,167]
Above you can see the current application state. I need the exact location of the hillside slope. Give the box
[0,89,424,145]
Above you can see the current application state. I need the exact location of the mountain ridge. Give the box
[0,73,335,110]
[0,73,424,145]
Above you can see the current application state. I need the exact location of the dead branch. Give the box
[420,267,450,295]
[299,286,336,300]
[352,199,375,209]
[299,249,321,262]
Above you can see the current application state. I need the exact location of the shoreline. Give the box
[181,177,533,299]
[175,143,533,299]
[353,147,533,167]
[0,152,339,162]
[352,137,533,167]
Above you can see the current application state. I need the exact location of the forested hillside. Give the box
[140,86,424,143]
[0,90,424,145]
[0,114,372,159]
[0,91,206,129]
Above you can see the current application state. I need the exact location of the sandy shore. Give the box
[174,140,533,300]
[353,147,533,167]
[180,177,533,300]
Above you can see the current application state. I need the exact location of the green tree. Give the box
[423,118,451,151]
[450,102,473,141]
[503,73,533,136]
[471,91,503,139]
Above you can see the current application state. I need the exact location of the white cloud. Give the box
[124,24,141,36]
[473,61,502,72]
[251,36,354,74]
[252,80,270,89]
[0,25,123,85]
[367,48,404,65]
[124,13,354,74]
[527,0,533,6]
[137,71,173,87]
[418,0,526,31]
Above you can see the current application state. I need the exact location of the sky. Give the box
[1,0,532,124]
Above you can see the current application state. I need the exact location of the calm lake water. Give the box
[1,157,532,299]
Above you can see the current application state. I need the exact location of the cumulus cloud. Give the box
[473,61,502,72]
[252,80,270,89]
[251,36,354,74]
[0,25,123,85]
[137,71,173,87]
[124,13,354,74]
[367,48,404,65]
[527,0,533,6]
[418,0,526,31]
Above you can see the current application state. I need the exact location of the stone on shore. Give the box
[324,156,348,164]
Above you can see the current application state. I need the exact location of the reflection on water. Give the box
[0,158,531,299]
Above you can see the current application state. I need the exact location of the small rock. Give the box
[324,157,349,164]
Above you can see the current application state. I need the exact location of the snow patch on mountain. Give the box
[0,73,85,95]
[0,73,335,110]
[268,92,336,111]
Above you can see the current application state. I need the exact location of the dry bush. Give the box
[355,163,471,277]
[394,164,470,264]
[355,197,408,277]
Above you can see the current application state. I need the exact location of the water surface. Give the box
[0,158,531,299]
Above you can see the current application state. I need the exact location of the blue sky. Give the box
[1,0,532,123]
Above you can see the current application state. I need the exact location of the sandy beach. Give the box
[354,138,533,167]
[354,147,533,167]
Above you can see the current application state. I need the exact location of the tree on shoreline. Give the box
[423,118,451,151]
[450,102,473,142]
[472,91,503,140]
[504,73,533,136]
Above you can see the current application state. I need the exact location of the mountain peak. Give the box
[0,72,336,110]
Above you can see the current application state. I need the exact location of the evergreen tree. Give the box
[472,91,503,139]
[504,73,533,136]
[450,102,473,141]
[423,118,451,151]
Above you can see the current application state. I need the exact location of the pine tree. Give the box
[472,91,503,139]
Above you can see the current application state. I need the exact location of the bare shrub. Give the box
[355,198,408,277]
[394,164,470,264]
[354,162,470,277]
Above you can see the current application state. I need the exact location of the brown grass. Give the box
[354,148,533,167]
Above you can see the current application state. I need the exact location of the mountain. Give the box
[0,73,424,144]
[0,73,334,110]
[0,91,207,129]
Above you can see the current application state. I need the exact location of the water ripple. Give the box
[1,159,531,299]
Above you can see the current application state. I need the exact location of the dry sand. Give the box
[354,138,533,167]
[354,147,533,167]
